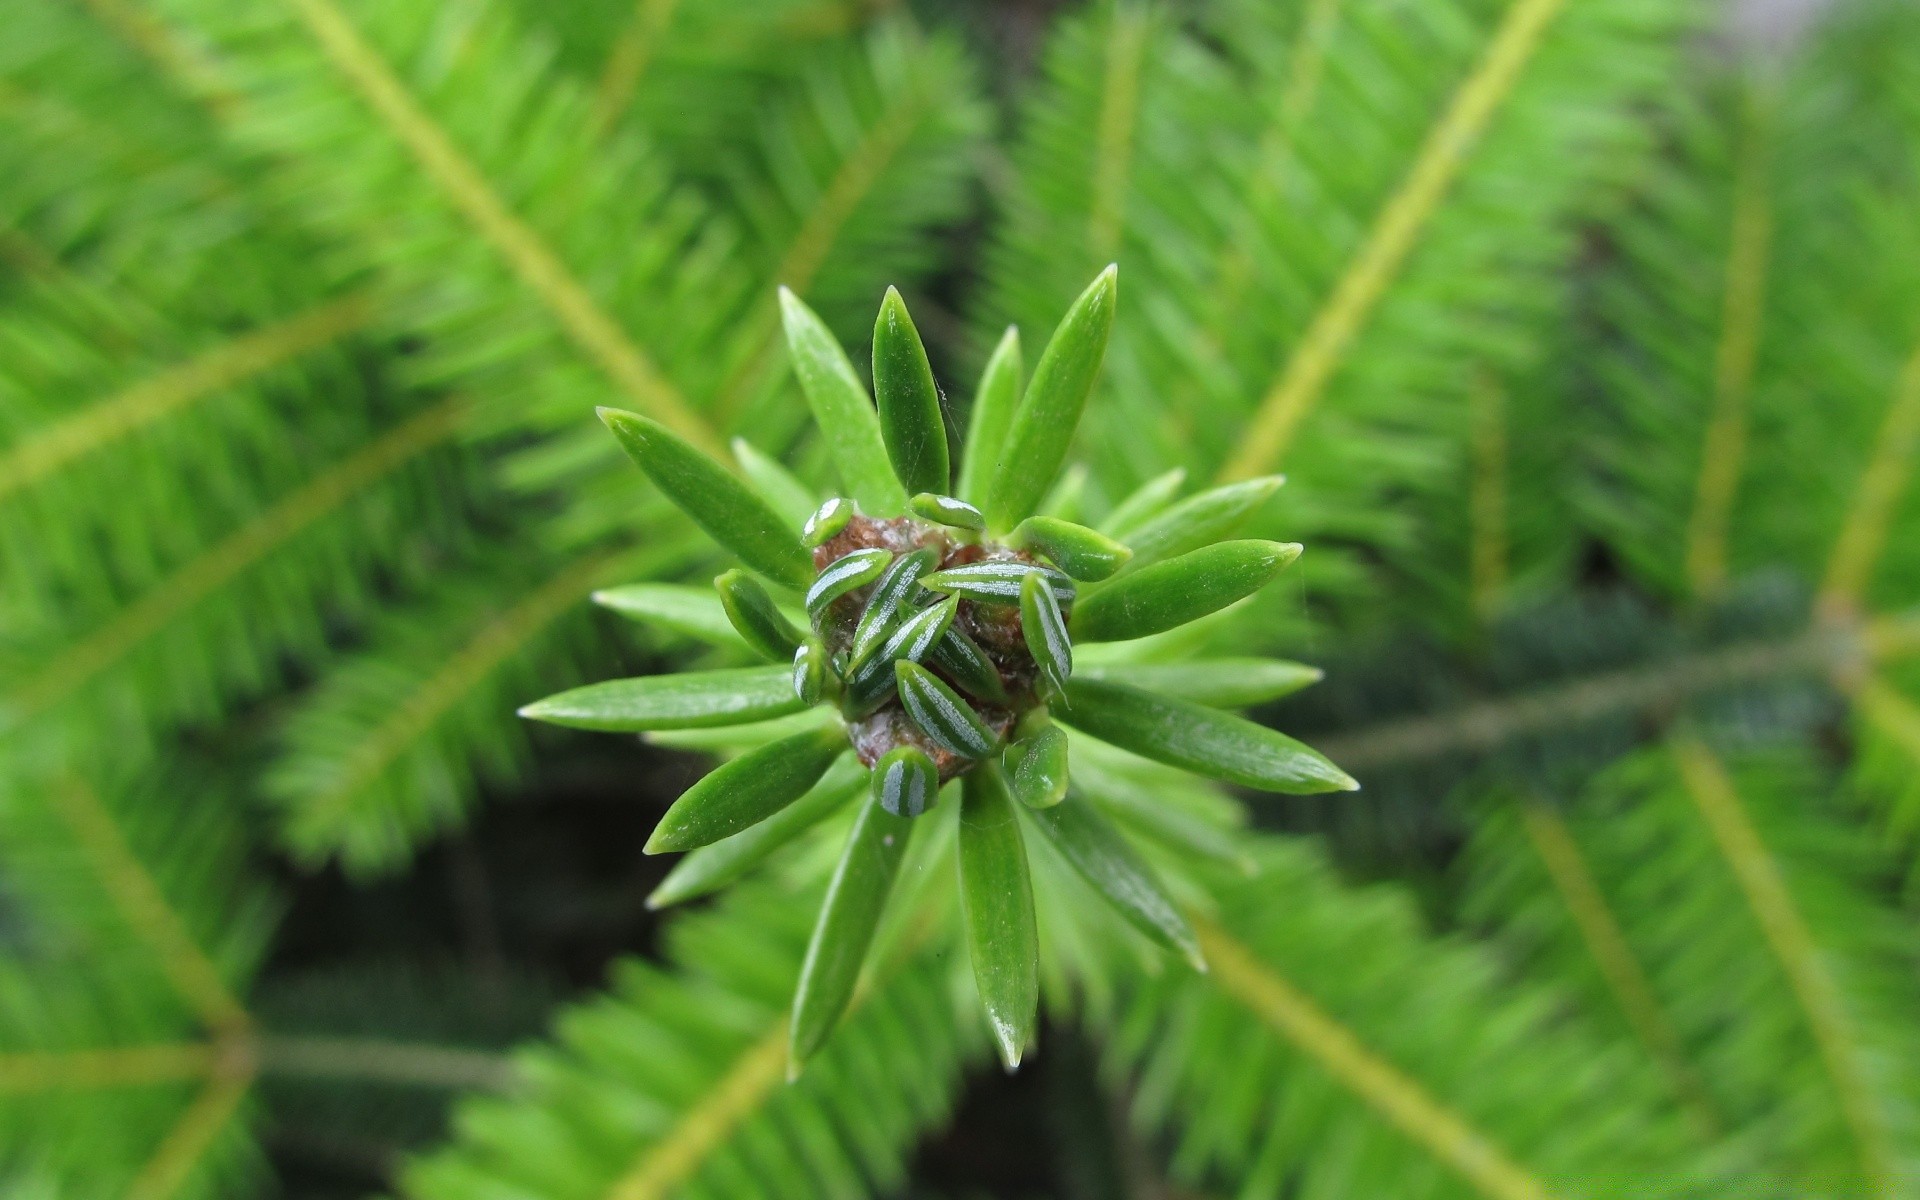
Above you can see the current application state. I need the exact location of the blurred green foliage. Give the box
[4,0,1920,1196]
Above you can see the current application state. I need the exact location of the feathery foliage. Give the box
[10,0,1920,1194]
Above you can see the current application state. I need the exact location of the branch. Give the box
[297,546,632,831]
[0,1043,214,1092]
[1516,801,1721,1135]
[1818,341,1920,620]
[0,291,377,502]
[1313,620,1870,773]
[125,1070,252,1200]
[6,396,467,724]
[1670,736,1898,1197]
[1683,93,1772,599]
[255,1034,515,1092]
[1194,915,1558,1200]
[47,780,250,1032]
[1218,0,1571,480]
[283,0,724,456]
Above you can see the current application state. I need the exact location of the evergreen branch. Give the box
[282,0,724,457]
[254,1035,513,1092]
[1468,373,1510,621]
[606,897,947,1199]
[47,779,250,1033]
[0,1034,512,1095]
[604,1025,787,1200]
[4,396,468,724]
[773,75,931,304]
[0,1043,215,1092]
[591,0,683,134]
[1277,0,1343,125]
[1868,611,1920,661]
[1315,621,1851,772]
[1683,96,1772,600]
[1087,5,1147,263]
[294,547,630,841]
[1217,0,1570,481]
[1856,676,1920,765]
[1670,736,1898,1196]
[713,60,936,420]
[1193,915,1556,1200]
[1516,801,1721,1134]
[124,1069,252,1200]
[406,883,973,1200]
[73,0,239,113]
[0,290,375,502]
[1818,343,1920,619]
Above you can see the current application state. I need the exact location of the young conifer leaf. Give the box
[1099,467,1187,539]
[897,661,1000,758]
[1072,540,1301,642]
[1012,515,1132,581]
[959,765,1040,1069]
[731,437,817,533]
[872,745,940,817]
[801,497,853,547]
[647,761,864,909]
[1025,792,1204,970]
[984,266,1117,531]
[599,408,814,590]
[779,287,908,515]
[1057,678,1356,793]
[1020,569,1072,694]
[520,666,804,731]
[1005,725,1069,809]
[791,639,832,705]
[845,596,960,712]
[1121,475,1285,569]
[790,793,916,1068]
[910,492,987,530]
[716,569,804,661]
[929,627,1010,703]
[921,560,1075,606]
[592,584,740,647]
[873,287,950,496]
[955,325,1022,505]
[805,547,891,617]
[849,546,941,661]
[645,726,848,854]
[1078,658,1323,707]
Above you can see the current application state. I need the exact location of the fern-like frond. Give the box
[976,0,1696,630]
[1579,1,1920,613]
[1093,828,1734,1198]
[0,759,273,1199]
[263,542,670,874]
[1459,741,1920,1193]
[402,881,981,1200]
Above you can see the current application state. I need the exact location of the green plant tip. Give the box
[872,746,940,817]
[1020,569,1072,696]
[802,497,854,547]
[921,560,1075,606]
[911,492,987,530]
[716,569,803,662]
[528,275,1352,1066]
[1011,515,1132,581]
[806,547,891,617]
[873,286,950,497]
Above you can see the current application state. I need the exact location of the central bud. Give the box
[807,512,1058,781]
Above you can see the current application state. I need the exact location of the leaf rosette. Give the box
[521,268,1355,1070]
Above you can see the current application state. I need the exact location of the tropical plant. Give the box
[4,0,1920,1197]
